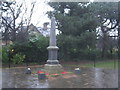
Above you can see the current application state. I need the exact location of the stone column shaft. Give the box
[50,17,56,46]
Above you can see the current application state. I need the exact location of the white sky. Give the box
[14,0,53,27]
[28,0,53,27]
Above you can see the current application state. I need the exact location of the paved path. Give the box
[0,68,2,89]
[2,67,118,88]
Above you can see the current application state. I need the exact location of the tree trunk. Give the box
[11,30,16,42]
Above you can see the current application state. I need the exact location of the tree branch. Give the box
[2,17,13,30]
[15,4,23,19]
[101,18,107,25]
[108,20,119,30]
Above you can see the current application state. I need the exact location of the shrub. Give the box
[12,35,49,63]
[57,33,97,61]
[2,46,9,64]
[12,53,25,64]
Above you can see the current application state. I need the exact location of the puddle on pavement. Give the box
[2,67,118,88]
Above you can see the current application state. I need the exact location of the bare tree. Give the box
[1,1,36,43]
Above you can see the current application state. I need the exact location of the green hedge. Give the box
[12,35,49,64]
[2,34,118,64]
[2,46,9,64]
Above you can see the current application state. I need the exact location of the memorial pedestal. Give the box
[44,64,63,74]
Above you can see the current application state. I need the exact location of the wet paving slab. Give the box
[2,67,118,88]
[0,68,2,89]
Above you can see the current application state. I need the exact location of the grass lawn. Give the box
[63,60,119,69]
[83,60,118,69]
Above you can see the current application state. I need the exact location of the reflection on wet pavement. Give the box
[94,68,118,88]
[2,67,118,88]
[0,68,2,89]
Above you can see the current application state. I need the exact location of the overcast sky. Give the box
[14,0,53,27]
